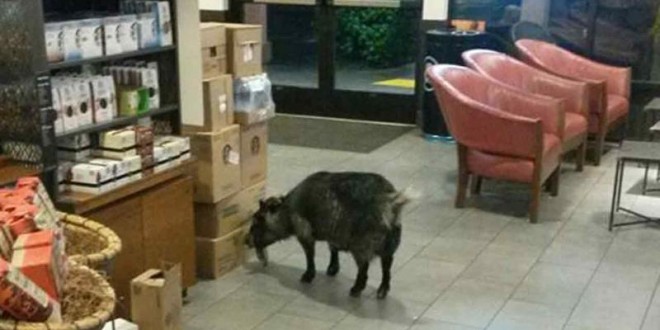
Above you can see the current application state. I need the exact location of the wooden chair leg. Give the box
[455,171,468,208]
[577,140,587,172]
[593,132,606,166]
[550,168,560,197]
[470,176,482,195]
[529,179,541,224]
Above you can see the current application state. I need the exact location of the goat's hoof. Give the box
[326,265,340,277]
[300,271,315,283]
[349,287,363,298]
[376,286,389,300]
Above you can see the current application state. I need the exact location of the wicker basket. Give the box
[0,263,116,330]
[61,213,122,274]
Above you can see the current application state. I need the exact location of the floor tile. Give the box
[423,278,516,328]
[333,297,428,330]
[253,313,335,330]
[487,300,572,330]
[513,262,594,308]
[410,318,481,330]
[388,257,466,304]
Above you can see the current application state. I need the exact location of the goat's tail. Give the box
[389,188,416,226]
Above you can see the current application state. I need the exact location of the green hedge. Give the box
[336,8,417,68]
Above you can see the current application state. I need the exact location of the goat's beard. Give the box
[256,248,269,267]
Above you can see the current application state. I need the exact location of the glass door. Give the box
[238,0,421,124]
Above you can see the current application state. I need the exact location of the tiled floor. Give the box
[184,129,660,330]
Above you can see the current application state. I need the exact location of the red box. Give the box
[0,258,59,322]
[12,245,61,300]
[14,231,55,250]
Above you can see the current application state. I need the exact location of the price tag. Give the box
[243,44,254,63]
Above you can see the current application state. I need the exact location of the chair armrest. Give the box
[570,57,631,99]
[489,84,565,140]
[532,75,589,117]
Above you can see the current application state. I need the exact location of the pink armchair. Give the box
[515,39,632,165]
[426,65,564,223]
[463,49,589,171]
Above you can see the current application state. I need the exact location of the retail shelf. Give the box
[55,104,179,139]
[48,45,177,71]
[56,158,195,214]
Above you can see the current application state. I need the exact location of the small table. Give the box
[609,141,660,231]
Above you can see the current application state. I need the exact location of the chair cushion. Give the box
[564,112,588,141]
[589,95,629,133]
[467,134,561,183]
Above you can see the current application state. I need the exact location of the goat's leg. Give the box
[350,253,370,297]
[298,239,316,283]
[327,245,340,276]
[377,255,393,299]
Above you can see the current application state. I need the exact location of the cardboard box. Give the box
[222,23,263,78]
[56,83,79,132]
[131,263,182,330]
[119,15,140,53]
[194,193,245,239]
[138,12,159,49]
[240,180,266,221]
[62,22,83,61]
[195,226,248,279]
[12,245,60,300]
[200,23,226,79]
[0,258,60,322]
[187,125,241,203]
[74,79,94,126]
[240,122,268,188]
[69,163,114,195]
[184,75,234,133]
[57,134,91,162]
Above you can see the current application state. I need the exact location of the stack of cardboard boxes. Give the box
[190,23,271,279]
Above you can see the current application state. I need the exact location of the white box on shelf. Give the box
[103,17,124,56]
[69,163,114,195]
[57,134,91,150]
[100,129,136,150]
[119,15,139,53]
[56,83,79,131]
[104,75,118,118]
[137,12,158,49]
[155,1,173,46]
[44,22,64,63]
[74,79,94,126]
[120,155,143,183]
[89,158,130,188]
[89,76,115,123]
[78,18,104,59]
[62,21,83,61]
[140,67,160,109]
[51,87,64,135]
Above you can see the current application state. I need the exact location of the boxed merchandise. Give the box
[97,129,138,159]
[155,136,191,165]
[187,125,241,203]
[51,87,64,135]
[184,75,234,133]
[154,1,173,46]
[194,193,243,239]
[56,83,79,132]
[196,226,248,279]
[12,244,61,300]
[89,158,130,188]
[15,177,57,218]
[138,12,159,49]
[0,222,12,260]
[135,126,154,146]
[200,23,226,79]
[44,22,64,63]
[68,163,114,195]
[57,133,91,162]
[119,155,143,182]
[153,146,171,172]
[0,258,61,322]
[13,230,55,250]
[74,79,94,127]
[140,67,160,109]
[103,318,139,330]
[118,87,140,116]
[222,23,263,78]
[119,15,140,53]
[78,18,104,59]
[240,180,267,220]
[57,162,73,193]
[105,75,119,118]
[103,16,124,56]
[240,122,268,188]
[90,76,115,123]
[62,21,82,61]
[233,73,275,125]
[131,263,182,330]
